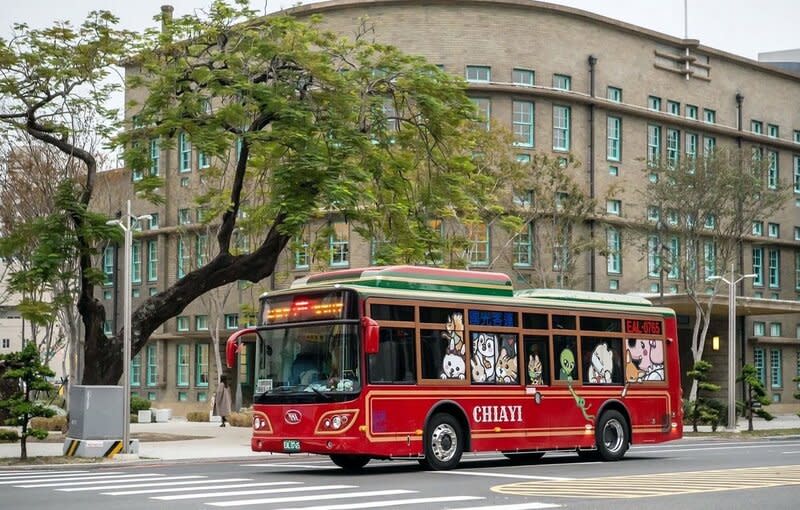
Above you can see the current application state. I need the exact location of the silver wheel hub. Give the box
[602,418,624,453]
[431,423,457,462]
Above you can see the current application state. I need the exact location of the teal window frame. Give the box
[329,221,350,267]
[178,131,191,172]
[466,65,491,82]
[754,347,765,385]
[795,250,800,290]
[195,315,208,331]
[177,237,188,279]
[668,236,680,280]
[468,223,490,267]
[768,248,780,288]
[768,223,779,238]
[294,232,310,269]
[704,240,716,278]
[667,100,680,115]
[103,320,113,336]
[768,124,779,138]
[512,100,534,147]
[178,208,191,225]
[770,323,782,337]
[607,86,622,102]
[195,343,209,387]
[225,313,239,330]
[647,95,661,111]
[647,124,661,166]
[146,344,158,387]
[768,151,779,189]
[176,316,189,332]
[103,246,114,286]
[513,223,532,267]
[753,247,764,286]
[149,138,160,176]
[647,235,661,277]
[147,239,158,282]
[512,68,534,86]
[196,233,208,267]
[553,105,570,151]
[131,240,142,284]
[770,348,782,389]
[753,221,763,236]
[553,74,571,90]
[607,116,621,161]
[703,109,716,124]
[130,353,141,387]
[794,156,800,193]
[176,344,190,387]
[685,105,698,120]
[606,199,621,215]
[470,97,491,131]
[607,227,621,275]
[666,128,680,167]
[685,132,697,161]
[751,120,763,134]
[149,213,159,230]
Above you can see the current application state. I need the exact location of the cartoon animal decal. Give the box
[440,313,467,380]
[567,383,594,422]
[528,353,544,385]
[470,333,496,383]
[588,342,614,384]
[625,338,665,383]
[495,346,518,384]
[559,348,575,381]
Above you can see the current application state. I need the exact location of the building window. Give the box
[512,101,534,147]
[685,105,698,120]
[754,347,765,385]
[751,120,763,134]
[666,128,680,167]
[607,116,621,161]
[513,223,532,267]
[753,221,763,236]
[177,237,188,279]
[704,240,716,278]
[225,313,239,330]
[770,322,782,337]
[703,109,716,124]
[294,231,310,270]
[149,213,159,230]
[130,354,141,387]
[196,233,208,267]
[468,223,490,266]
[103,320,113,336]
[195,315,208,331]
[609,165,619,176]
[131,241,142,284]
[647,235,661,277]
[149,138,160,176]
[176,344,189,387]
[768,223,780,238]
[794,156,800,193]
[647,95,661,111]
[771,348,782,389]
[178,131,191,172]
[553,74,571,90]
[753,247,764,286]
[609,279,619,290]
[754,321,766,336]
[103,289,112,300]
[768,249,780,288]
[103,246,114,286]
[147,240,158,282]
[647,125,661,166]
[768,151,779,189]
[329,221,349,267]
[606,199,621,215]
[470,97,491,131]
[196,343,209,387]
[668,237,680,279]
[146,344,158,386]
[768,124,779,138]
[1,339,8,349]
[607,86,622,102]
[703,136,716,156]
[647,205,660,222]
[198,150,210,169]
[553,105,570,151]
[667,100,680,116]
[795,227,800,241]
[685,132,698,162]
[466,65,490,82]
[796,250,800,290]
[176,316,189,332]
[180,176,189,187]
[607,227,621,275]
[512,68,534,86]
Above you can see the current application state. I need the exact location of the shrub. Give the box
[0,428,19,442]
[228,411,253,427]
[29,415,67,432]
[186,411,209,422]
[130,396,151,413]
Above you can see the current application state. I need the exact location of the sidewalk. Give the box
[693,413,800,433]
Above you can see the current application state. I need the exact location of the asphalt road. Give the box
[2,437,800,510]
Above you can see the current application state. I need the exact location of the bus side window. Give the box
[554,335,578,382]
[368,327,416,384]
[583,337,623,385]
[523,335,549,386]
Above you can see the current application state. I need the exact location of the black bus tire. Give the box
[330,454,370,471]
[423,413,463,470]
[596,410,629,461]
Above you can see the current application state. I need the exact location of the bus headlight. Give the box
[316,410,358,433]
[252,412,272,432]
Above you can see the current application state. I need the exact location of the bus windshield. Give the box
[254,323,360,400]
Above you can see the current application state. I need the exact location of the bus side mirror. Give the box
[362,317,380,354]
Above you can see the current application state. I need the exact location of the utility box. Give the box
[137,410,152,423]
[67,385,123,440]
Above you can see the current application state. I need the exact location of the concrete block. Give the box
[137,410,152,423]
[154,408,170,423]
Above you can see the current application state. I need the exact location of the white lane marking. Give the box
[0,470,90,477]
[633,443,800,454]
[274,495,484,510]
[0,472,124,483]
[58,475,214,491]
[153,484,358,501]
[207,489,416,507]
[104,481,299,496]
[435,471,572,481]
[18,474,168,488]
[449,503,561,510]
[240,463,332,469]
[782,451,800,454]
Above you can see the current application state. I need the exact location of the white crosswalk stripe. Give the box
[104,481,299,496]
[18,474,168,488]
[0,471,127,484]
[272,495,484,510]
[207,489,417,507]
[153,484,358,501]
[0,470,91,477]
[58,475,215,491]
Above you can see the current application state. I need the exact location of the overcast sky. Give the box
[3,0,798,60]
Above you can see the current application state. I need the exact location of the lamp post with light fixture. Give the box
[106,200,151,454]
[708,263,756,431]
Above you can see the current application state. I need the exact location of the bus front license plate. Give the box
[283,440,300,452]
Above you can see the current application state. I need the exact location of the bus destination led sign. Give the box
[263,294,345,325]
[624,319,662,335]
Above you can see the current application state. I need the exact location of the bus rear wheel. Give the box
[596,410,629,461]
[503,451,545,464]
[330,454,370,471]
[422,413,463,470]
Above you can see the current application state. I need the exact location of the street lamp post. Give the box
[708,263,756,431]
[107,200,151,454]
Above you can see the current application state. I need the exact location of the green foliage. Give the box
[685,360,723,431]
[0,429,20,442]
[130,396,152,413]
[737,363,774,431]
[29,415,67,432]
[0,343,56,459]
[186,411,210,422]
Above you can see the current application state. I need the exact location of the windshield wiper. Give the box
[307,384,332,401]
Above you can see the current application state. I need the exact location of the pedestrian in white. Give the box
[213,375,232,427]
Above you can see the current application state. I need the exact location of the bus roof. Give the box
[277,266,674,318]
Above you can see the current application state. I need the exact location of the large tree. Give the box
[110,1,510,385]
[638,147,790,401]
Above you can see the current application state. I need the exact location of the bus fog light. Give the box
[326,441,334,449]
[332,416,343,429]
[324,419,331,428]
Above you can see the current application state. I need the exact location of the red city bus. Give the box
[226,266,682,471]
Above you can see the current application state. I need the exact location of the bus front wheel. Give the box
[330,454,370,471]
[422,413,463,470]
[596,410,629,461]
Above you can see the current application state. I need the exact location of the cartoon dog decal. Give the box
[588,342,614,384]
[440,313,466,380]
[470,332,496,383]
